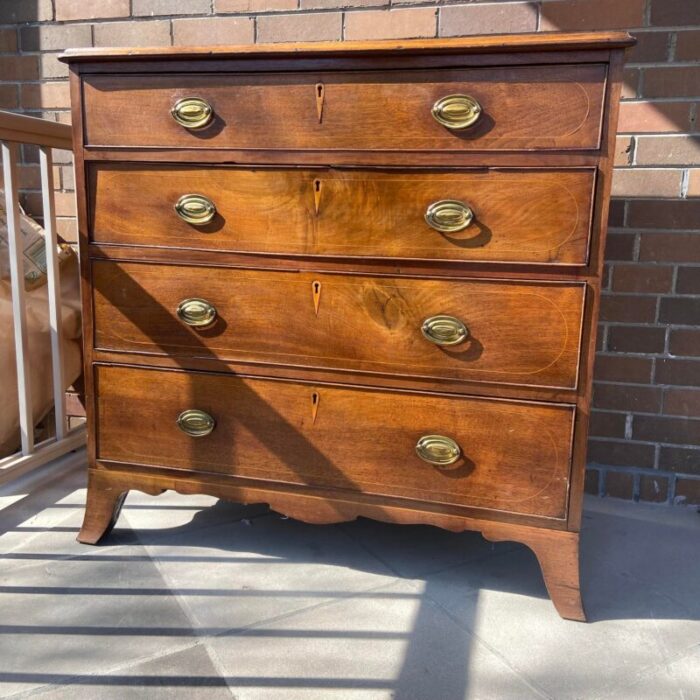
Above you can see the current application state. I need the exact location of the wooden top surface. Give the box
[59,31,635,63]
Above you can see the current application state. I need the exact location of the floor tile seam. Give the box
[192,574,409,643]
[588,642,700,700]
[418,589,555,700]
[0,638,212,700]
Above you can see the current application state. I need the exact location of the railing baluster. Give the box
[40,146,66,440]
[2,140,34,455]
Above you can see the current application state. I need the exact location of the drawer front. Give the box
[92,262,585,390]
[96,365,574,519]
[83,65,606,152]
[90,164,595,266]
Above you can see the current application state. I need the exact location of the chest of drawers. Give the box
[61,31,633,621]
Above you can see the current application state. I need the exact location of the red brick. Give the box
[634,415,700,446]
[688,170,700,198]
[650,0,700,27]
[635,136,700,165]
[55,0,129,21]
[257,12,342,43]
[659,297,700,326]
[0,56,38,81]
[669,329,700,357]
[20,24,92,52]
[608,200,626,228]
[590,411,628,438]
[600,294,657,323]
[603,470,635,499]
[675,30,700,62]
[584,468,601,494]
[675,477,700,505]
[643,67,700,99]
[93,20,172,47]
[0,85,19,109]
[133,0,210,16]
[440,3,536,36]
[20,82,70,110]
[540,0,645,30]
[172,17,254,45]
[611,264,674,293]
[622,68,641,99]
[664,388,700,417]
[639,474,668,503]
[40,55,69,80]
[629,200,700,229]
[300,0,383,7]
[0,28,17,53]
[612,168,682,198]
[658,446,700,474]
[594,354,653,383]
[1,0,53,22]
[346,9,436,41]
[593,382,662,413]
[607,326,666,355]
[676,267,700,294]
[626,30,670,63]
[614,136,633,166]
[640,234,700,263]
[656,358,700,386]
[617,101,692,133]
[588,440,656,469]
[605,233,636,260]
[216,0,297,10]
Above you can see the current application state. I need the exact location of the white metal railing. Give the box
[0,110,85,484]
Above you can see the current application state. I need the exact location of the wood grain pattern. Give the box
[65,33,634,621]
[82,64,607,152]
[59,31,634,62]
[89,164,595,265]
[92,262,585,390]
[95,364,574,519]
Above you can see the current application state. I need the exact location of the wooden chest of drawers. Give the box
[61,31,634,621]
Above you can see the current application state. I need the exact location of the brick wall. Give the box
[1,0,698,504]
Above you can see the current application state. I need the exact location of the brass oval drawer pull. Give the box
[171,96,213,130]
[177,409,216,437]
[421,315,469,346]
[176,298,217,328]
[416,434,461,466]
[431,94,482,130]
[425,200,474,233]
[175,194,217,225]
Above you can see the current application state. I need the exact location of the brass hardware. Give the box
[176,409,215,437]
[416,435,461,466]
[174,194,216,225]
[171,97,213,130]
[421,315,469,346]
[176,298,217,328]
[425,200,474,233]
[431,94,482,130]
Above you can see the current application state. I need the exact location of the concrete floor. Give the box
[1,454,699,700]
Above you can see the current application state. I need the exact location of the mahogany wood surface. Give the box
[95,364,574,518]
[66,33,634,621]
[82,65,606,152]
[59,31,634,62]
[89,164,595,265]
[92,261,585,390]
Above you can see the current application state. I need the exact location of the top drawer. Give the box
[82,64,607,153]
